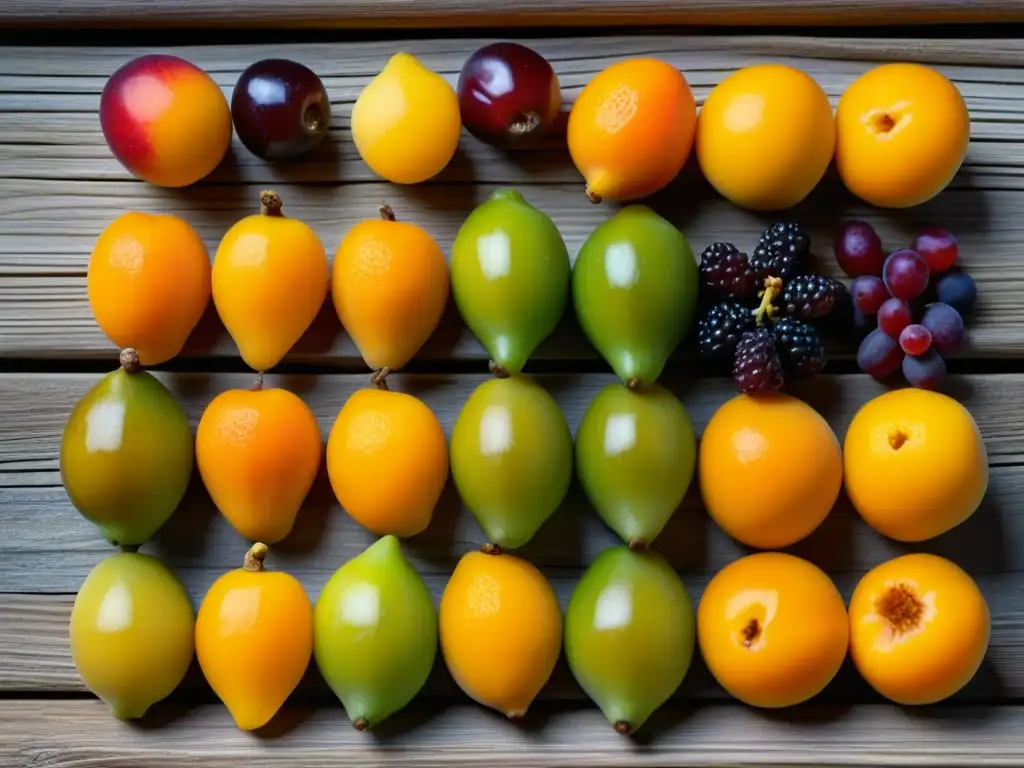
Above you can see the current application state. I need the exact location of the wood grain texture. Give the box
[0,37,1019,361]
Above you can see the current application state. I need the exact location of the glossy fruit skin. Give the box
[935,271,977,315]
[88,212,211,366]
[849,553,990,705]
[327,388,449,538]
[196,547,313,731]
[450,375,573,549]
[836,63,970,208]
[575,383,696,547]
[70,552,195,720]
[699,393,842,549]
[698,552,849,708]
[843,388,988,542]
[60,363,194,547]
[314,536,437,729]
[921,302,965,353]
[572,206,698,387]
[564,547,694,734]
[196,383,322,544]
[696,64,835,211]
[231,58,331,161]
[850,275,888,316]
[100,54,232,187]
[352,52,461,184]
[834,219,885,278]
[913,227,959,273]
[567,58,697,202]
[877,298,912,339]
[213,194,329,372]
[332,208,449,372]
[883,249,929,301]
[451,189,570,374]
[857,327,904,379]
[457,42,561,150]
[440,550,563,717]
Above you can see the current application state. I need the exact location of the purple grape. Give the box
[935,270,977,315]
[899,324,932,356]
[834,220,885,278]
[902,349,946,390]
[857,327,904,380]
[883,249,930,301]
[921,302,965,354]
[912,228,959,273]
[877,298,912,339]
[851,275,889,315]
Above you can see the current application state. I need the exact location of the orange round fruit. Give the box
[836,63,970,208]
[843,388,988,542]
[695,64,835,211]
[326,386,449,538]
[849,553,990,705]
[698,552,849,708]
[699,393,843,549]
[87,211,211,366]
[567,58,697,203]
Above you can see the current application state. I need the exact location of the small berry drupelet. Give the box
[732,328,784,395]
[699,242,757,299]
[751,222,811,282]
[697,301,757,360]
[773,317,827,378]
[781,274,847,320]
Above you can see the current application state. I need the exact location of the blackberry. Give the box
[732,328,784,394]
[751,222,810,281]
[699,242,757,299]
[697,301,756,360]
[780,274,846,320]
[773,317,827,378]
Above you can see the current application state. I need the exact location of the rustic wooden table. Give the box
[3,3,1024,766]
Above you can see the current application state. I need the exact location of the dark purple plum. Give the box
[902,349,946,390]
[231,58,331,161]
[857,327,904,380]
[851,275,889,315]
[921,302,966,354]
[834,219,885,277]
[883,249,930,301]
[899,324,933,356]
[912,228,959,273]
[935,270,978,315]
[877,297,912,339]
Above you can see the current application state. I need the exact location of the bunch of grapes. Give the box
[837,220,977,390]
[695,223,847,395]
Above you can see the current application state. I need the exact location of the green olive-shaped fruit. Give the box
[451,188,570,374]
[565,546,695,735]
[450,374,573,549]
[572,206,698,387]
[60,349,193,546]
[575,383,696,547]
[314,535,438,730]
[70,551,196,719]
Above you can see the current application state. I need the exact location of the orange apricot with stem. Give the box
[196,543,313,731]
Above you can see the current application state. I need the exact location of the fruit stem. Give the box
[119,348,141,374]
[585,186,602,205]
[353,717,369,731]
[260,190,284,217]
[753,276,783,326]
[243,542,269,572]
[481,543,505,556]
[371,367,391,390]
[488,360,510,379]
[614,721,632,736]
[625,377,641,391]
[251,373,264,392]
[378,204,396,222]
[628,538,647,552]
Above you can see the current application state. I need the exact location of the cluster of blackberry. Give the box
[696,223,846,394]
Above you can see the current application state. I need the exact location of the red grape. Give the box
[902,349,946,390]
[921,302,965,354]
[913,228,959,273]
[834,219,885,277]
[883,249,930,301]
[899,323,933,356]
[851,275,889,315]
[457,42,561,150]
[935,270,977,314]
[857,328,904,380]
[877,297,912,339]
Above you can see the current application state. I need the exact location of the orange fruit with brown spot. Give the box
[196,375,323,544]
[87,211,211,366]
[849,553,990,705]
[332,205,449,375]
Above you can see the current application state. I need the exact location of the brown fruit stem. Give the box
[371,367,391,390]
[244,542,269,572]
[628,538,647,551]
[625,377,641,391]
[753,276,783,326]
[741,618,761,648]
[585,186,602,205]
[488,360,510,379]
[481,543,505,556]
[119,348,141,374]
[378,204,396,222]
[260,190,284,217]
[614,721,632,735]
[353,717,369,731]
[878,583,924,635]
[251,373,265,392]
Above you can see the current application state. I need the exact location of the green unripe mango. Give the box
[314,535,438,730]
[451,188,570,374]
[575,383,696,547]
[565,546,695,735]
[450,374,573,549]
[59,350,194,547]
[572,206,698,387]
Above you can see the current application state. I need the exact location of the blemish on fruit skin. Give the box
[863,580,938,650]
[725,588,778,651]
[595,85,638,135]
[889,429,909,451]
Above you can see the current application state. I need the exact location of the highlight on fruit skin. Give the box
[567,57,697,203]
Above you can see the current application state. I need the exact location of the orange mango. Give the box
[195,543,313,730]
[213,191,329,372]
[196,376,323,544]
[87,211,211,366]
[332,205,449,374]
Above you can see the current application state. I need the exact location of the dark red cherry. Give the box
[231,58,331,161]
[457,42,561,150]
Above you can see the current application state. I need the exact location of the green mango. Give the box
[450,374,573,549]
[451,188,570,374]
[572,206,698,387]
[314,535,438,730]
[575,383,696,548]
[565,546,695,735]
[60,349,194,547]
